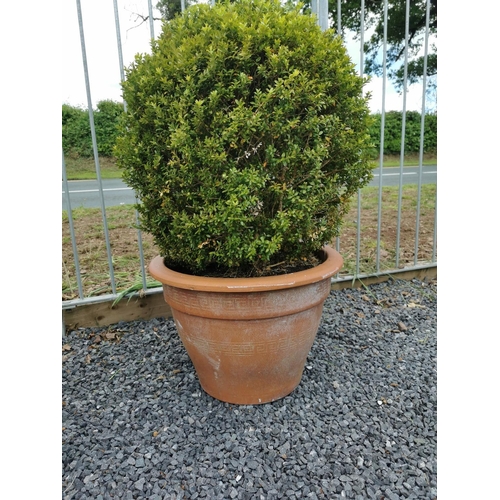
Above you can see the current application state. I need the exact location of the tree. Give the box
[327,0,437,91]
[156,0,193,21]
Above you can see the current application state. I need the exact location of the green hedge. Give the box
[369,110,437,156]
[62,102,436,158]
[62,100,124,157]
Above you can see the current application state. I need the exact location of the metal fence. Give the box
[62,0,437,315]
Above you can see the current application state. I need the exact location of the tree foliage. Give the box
[156,0,193,21]
[327,0,437,91]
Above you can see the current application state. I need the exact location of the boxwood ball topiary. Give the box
[115,0,374,276]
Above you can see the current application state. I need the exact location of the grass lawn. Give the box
[64,156,122,180]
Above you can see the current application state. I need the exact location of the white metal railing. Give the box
[62,0,437,309]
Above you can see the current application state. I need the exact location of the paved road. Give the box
[371,165,436,187]
[62,165,437,210]
[62,178,136,210]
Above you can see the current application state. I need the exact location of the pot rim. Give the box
[148,245,343,293]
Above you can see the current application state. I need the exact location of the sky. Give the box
[61,0,433,114]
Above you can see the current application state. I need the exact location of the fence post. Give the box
[312,0,328,31]
[375,0,389,273]
[414,0,432,266]
[396,0,411,269]
[75,0,117,294]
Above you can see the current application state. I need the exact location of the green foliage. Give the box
[62,100,124,157]
[115,0,374,275]
[156,0,193,21]
[300,0,437,91]
[62,102,437,165]
[94,100,125,156]
[369,111,437,155]
[62,104,92,157]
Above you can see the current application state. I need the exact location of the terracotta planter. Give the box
[149,246,343,405]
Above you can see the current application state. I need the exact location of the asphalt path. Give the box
[62,165,436,210]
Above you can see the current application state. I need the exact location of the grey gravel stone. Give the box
[62,279,437,499]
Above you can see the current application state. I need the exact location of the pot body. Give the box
[149,246,342,404]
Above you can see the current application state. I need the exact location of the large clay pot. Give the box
[149,246,343,404]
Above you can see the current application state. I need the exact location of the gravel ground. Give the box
[62,278,437,500]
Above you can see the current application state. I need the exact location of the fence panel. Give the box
[62,0,437,314]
